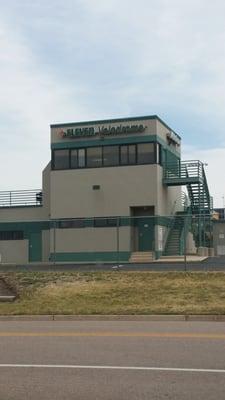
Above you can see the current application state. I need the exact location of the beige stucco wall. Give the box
[50,165,164,219]
[0,240,28,263]
[42,162,51,218]
[213,222,225,255]
[0,206,45,222]
[50,163,180,219]
[51,227,130,253]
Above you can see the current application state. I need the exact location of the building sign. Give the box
[167,131,181,147]
[59,124,146,139]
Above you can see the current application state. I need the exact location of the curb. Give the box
[0,296,16,302]
[0,314,225,322]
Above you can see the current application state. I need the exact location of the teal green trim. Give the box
[50,251,131,262]
[50,115,181,140]
[51,135,180,158]
[51,135,159,149]
[53,217,159,229]
[0,221,50,231]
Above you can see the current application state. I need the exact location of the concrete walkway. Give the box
[0,279,15,301]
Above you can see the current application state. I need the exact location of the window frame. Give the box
[52,142,161,170]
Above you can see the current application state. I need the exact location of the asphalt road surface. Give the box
[1,256,225,272]
[0,320,225,399]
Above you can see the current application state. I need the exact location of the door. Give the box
[130,206,155,252]
[29,232,42,262]
[137,218,152,251]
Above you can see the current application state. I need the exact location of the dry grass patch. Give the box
[0,271,225,315]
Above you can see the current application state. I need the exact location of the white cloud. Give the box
[1,0,225,203]
[0,19,94,190]
[183,144,225,207]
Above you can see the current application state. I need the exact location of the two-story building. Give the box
[0,115,212,263]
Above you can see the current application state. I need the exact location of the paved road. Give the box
[0,257,225,273]
[1,256,225,272]
[0,320,225,399]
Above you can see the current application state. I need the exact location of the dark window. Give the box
[103,146,119,166]
[107,218,118,226]
[86,147,102,167]
[78,149,85,168]
[53,149,70,169]
[59,219,85,229]
[0,231,24,240]
[137,143,155,164]
[157,143,162,165]
[94,218,107,227]
[128,145,136,164]
[52,142,159,170]
[120,145,136,165]
[94,217,118,227]
[71,149,78,168]
[120,145,128,165]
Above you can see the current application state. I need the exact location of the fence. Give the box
[48,214,214,264]
[0,190,42,207]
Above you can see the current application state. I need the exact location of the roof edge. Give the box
[50,115,181,140]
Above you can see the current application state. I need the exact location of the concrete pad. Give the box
[0,296,16,302]
[156,255,207,263]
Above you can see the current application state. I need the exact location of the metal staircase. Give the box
[164,213,184,255]
[163,160,212,255]
[163,160,211,215]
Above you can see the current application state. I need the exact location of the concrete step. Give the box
[0,279,16,302]
[129,252,154,263]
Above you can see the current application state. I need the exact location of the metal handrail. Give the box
[164,160,203,180]
[0,189,42,207]
[162,199,178,253]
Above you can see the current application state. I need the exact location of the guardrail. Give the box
[0,190,42,207]
[164,160,203,180]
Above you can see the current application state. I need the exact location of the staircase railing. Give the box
[164,160,203,181]
[202,167,212,213]
[179,207,192,255]
[162,199,178,254]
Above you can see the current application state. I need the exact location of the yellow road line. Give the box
[0,332,225,339]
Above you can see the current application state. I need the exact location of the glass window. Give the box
[107,218,117,226]
[128,145,136,164]
[156,143,162,164]
[120,145,136,165]
[78,149,85,168]
[103,146,119,166]
[71,149,78,168]
[0,231,23,240]
[86,147,102,167]
[59,219,84,229]
[94,218,107,227]
[137,143,155,164]
[53,150,70,169]
[120,146,128,165]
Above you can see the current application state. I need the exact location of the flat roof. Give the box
[50,115,181,140]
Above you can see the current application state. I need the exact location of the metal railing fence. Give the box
[0,190,42,207]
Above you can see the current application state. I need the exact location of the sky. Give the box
[0,0,225,206]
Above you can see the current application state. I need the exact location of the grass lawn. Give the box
[0,271,225,315]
